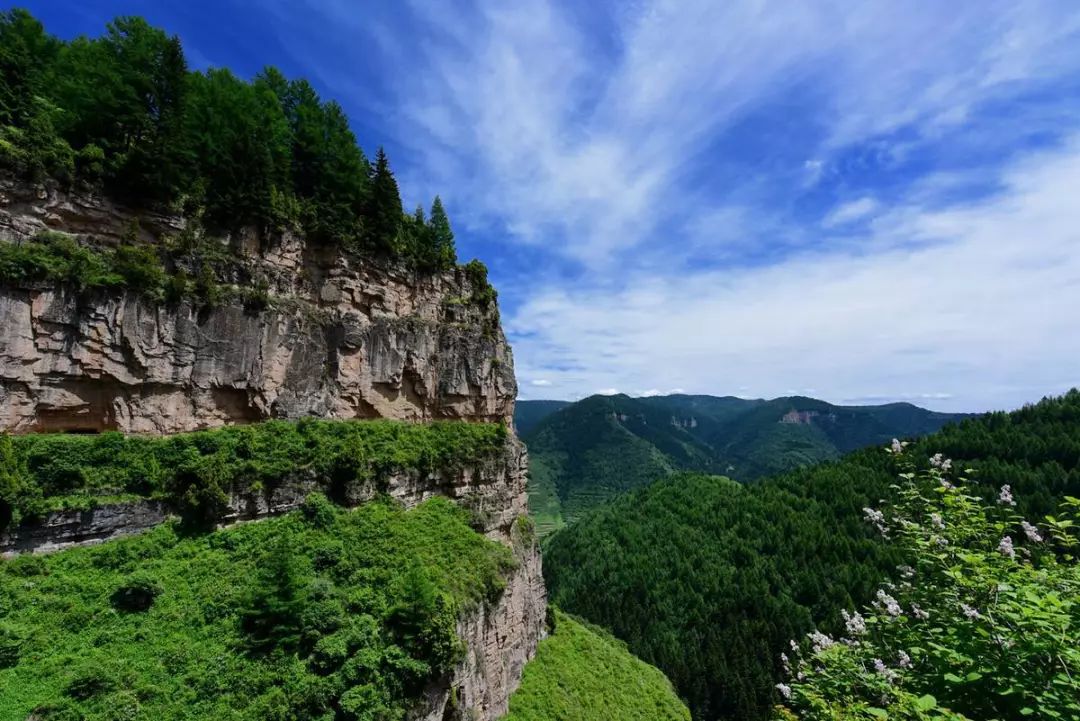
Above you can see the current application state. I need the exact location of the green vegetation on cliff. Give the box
[503,610,690,721]
[0,496,515,721]
[0,9,460,271]
[0,419,507,530]
[520,393,966,530]
[543,390,1080,721]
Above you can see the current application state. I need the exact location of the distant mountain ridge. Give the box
[517,393,970,533]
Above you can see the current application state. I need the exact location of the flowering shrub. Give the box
[775,441,1080,720]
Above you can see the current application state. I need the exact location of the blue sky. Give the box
[20,0,1080,412]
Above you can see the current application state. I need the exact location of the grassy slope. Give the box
[503,610,690,721]
[0,497,514,721]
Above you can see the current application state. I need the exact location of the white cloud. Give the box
[595,388,621,396]
[823,197,880,227]
[530,379,553,387]
[509,138,1080,412]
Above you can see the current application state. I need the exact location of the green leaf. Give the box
[1019,708,1035,716]
[943,673,964,683]
[865,708,889,719]
[915,695,937,711]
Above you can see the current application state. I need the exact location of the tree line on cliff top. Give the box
[0,9,456,271]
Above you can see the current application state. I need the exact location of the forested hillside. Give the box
[523,393,966,531]
[0,9,458,271]
[512,401,570,437]
[543,390,1080,721]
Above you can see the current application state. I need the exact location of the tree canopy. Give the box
[0,9,459,271]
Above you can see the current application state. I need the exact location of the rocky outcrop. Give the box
[415,540,545,721]
[0,178,516,433]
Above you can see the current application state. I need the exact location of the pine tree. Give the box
[427,195,457,270]
[366,146,402,254]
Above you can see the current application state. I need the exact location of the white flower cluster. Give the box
[775,682,792,700]
[998,535,1016,559]
[929,453,953,472]
[998,484,1016,506]
[930,512,945,530]
[911,603,930,620]
[863,506,887,535]
[807,630,835,653]
[1021,520,1043,543]
[960,603,981,620]
[875,589,902,617]
[842,609,867,636]
[897,650,912,669]
[873,658,898,683]
[889,438,904,454]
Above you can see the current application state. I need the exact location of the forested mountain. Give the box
[542,389,1080,721]
[513,400,571,437]
[521,393,966,531]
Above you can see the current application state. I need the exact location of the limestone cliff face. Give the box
[0,178,544,721]
[0,178,516,434]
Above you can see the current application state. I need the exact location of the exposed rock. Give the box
[0,500,169,555]
[0,179,516,433]
[780,409,819,425]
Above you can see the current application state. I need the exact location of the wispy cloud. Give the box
[824,197,880,228]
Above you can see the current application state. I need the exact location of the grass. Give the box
[0,496,516,721]
[503,609,690,721]
[1,419,507,528]
[524,454,564,538]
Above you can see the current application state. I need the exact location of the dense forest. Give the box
[542,390,1080,721]
[521,393,965,533]
[0,9,456,270]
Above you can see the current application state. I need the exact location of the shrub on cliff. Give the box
[504,609,691,721]
[1,419,507,530]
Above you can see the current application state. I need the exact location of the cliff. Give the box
[0,177,516,434]
[0,177,543,721]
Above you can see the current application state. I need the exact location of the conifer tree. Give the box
[366,146,403,253]
[427,195,457,269]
